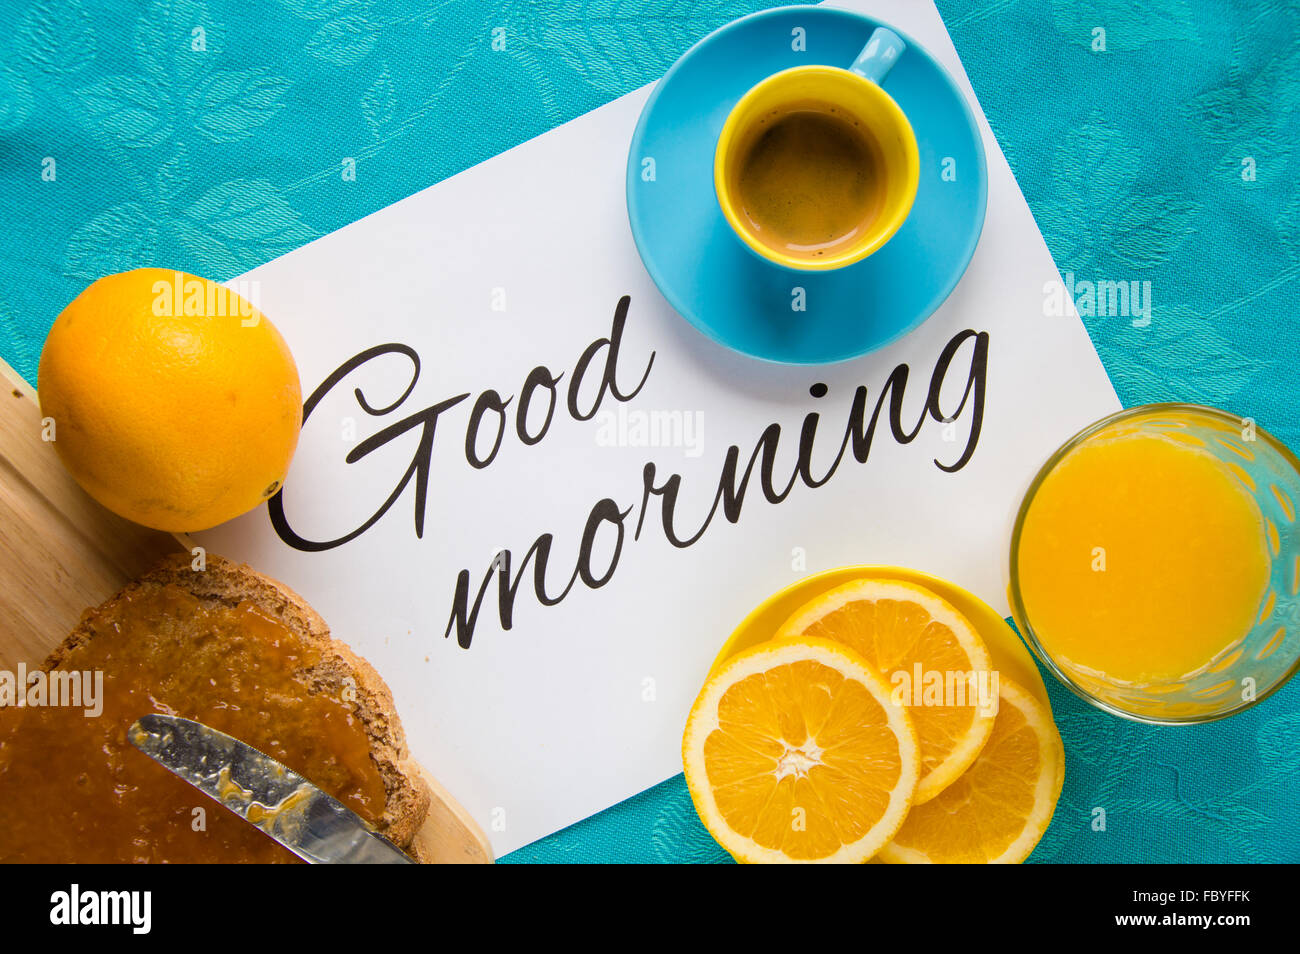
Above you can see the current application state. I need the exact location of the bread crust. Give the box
[44,552,431,856]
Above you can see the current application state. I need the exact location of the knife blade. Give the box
[128,713,415,864]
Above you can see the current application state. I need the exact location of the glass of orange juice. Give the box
[1010,403,1300,723]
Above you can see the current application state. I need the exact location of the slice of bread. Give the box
[44,552,431,858]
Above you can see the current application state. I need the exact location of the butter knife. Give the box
[128,713,415,864]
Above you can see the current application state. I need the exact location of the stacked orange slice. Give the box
[682,576,1065,863]
[773,579,995,803]
[682,638,918,863]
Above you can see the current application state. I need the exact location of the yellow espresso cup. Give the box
[714,27,920,271]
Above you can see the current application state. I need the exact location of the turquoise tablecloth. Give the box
[1,0,1297,863]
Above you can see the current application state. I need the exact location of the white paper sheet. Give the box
[198,0,1118,855]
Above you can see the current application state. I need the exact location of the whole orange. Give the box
[38,268,302,533]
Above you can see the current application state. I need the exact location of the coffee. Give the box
[734,105,885,262]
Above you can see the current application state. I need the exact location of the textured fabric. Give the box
[0,0,1297,863]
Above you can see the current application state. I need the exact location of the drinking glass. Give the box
[1009,403,1300,723]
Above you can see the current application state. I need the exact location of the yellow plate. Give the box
[708,565,1051,710]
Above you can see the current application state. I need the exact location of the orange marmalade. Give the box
[0,584,387,863]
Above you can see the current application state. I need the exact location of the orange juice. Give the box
[1016,428,1270,684]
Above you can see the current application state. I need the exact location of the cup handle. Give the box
[849,26,905,84]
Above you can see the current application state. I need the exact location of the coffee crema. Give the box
[734,103,886,262]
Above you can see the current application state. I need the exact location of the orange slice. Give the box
[878,677,1065,863]
[774,578,995,803]
[682,637,919,863]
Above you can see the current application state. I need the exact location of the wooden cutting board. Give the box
[0,356,491,864]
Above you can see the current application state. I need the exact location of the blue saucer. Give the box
[625,5,988,365]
